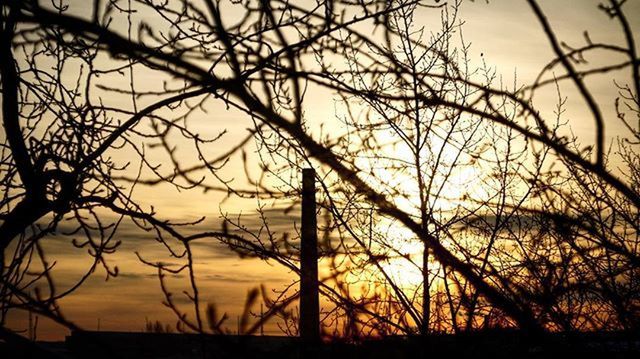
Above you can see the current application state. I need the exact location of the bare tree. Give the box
[0,0,254,337]
[2,0,638,342]
[219,0,640,335]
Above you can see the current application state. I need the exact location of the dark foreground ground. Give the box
[2,329,639,358]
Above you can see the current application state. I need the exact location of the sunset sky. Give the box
[5,0,639,340]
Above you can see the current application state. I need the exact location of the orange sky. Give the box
[6,0,639,341]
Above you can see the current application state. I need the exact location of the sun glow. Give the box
[342,122,486,295]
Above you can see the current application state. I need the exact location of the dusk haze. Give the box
[1,0,639,357]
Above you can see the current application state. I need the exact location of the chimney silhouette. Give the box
[300,168,319,343]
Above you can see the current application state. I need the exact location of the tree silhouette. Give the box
[1,0,638,343]
[0,0,249,335]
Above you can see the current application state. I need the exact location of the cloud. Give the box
[201,272,289,284]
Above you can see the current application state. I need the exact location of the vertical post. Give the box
[300,168,319,343]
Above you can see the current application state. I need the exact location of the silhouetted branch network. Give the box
[0,0,638,341]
